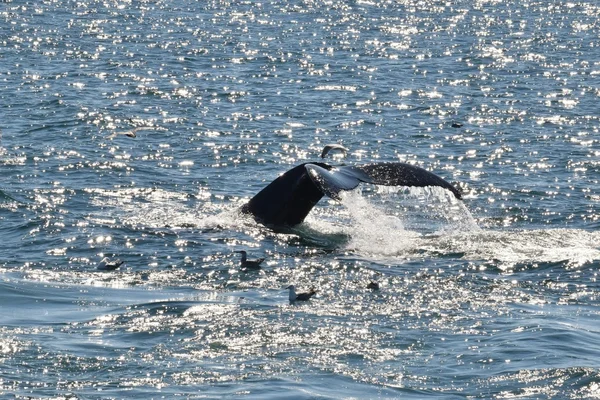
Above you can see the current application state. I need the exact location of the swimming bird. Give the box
[367,281,380,291]
[320,143,348,158]
[97,257,124,271]
[286,285,317,302]
[241,146,462,229]
[106,126,157,139]
[235,250,264,270]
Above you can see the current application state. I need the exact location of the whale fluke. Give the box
[241,162,332,227]
[97,257,124,271]
[241,160,461,228]
[320,144,348,158]
[354,163,461,199]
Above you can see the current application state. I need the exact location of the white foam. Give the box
[421,228,600,266]
[88,187,253,232]
[339,190,420,256]
[335,186,480,256]
[335,187,600,265]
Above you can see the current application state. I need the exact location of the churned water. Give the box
[2,0,600,398]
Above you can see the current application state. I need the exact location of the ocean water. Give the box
[1,0,600,398]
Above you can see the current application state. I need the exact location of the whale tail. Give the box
[307,163,462,201]
[241,162,461,228]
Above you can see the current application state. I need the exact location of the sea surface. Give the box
[2,0,600,398]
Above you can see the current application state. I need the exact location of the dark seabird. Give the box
[107,126,157,139]
[97,257,124,271]
[235,250,264,270]
[286,285,317,302]
[320,143,349,158]
[367,281,380,291]
[240,147,462,229]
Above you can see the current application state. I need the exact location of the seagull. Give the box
[235,250,264,270]
[97,257,124,271]
[286,285,317,302]
[106,126,157,139]
[320,143,348,159]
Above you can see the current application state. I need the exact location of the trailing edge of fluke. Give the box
[241,160,462,229]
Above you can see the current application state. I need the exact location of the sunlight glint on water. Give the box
[2,0,600,398]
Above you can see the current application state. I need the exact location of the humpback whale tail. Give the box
[320,143,348,159]
[241,161,462,228]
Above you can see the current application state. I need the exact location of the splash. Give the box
[338,190,420,256]
[374,185,479,233]
[330,186,481,256]
[332,186,600,266]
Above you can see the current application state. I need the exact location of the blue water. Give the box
[2,0,600,398]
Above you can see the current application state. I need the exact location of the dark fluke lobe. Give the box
[97,257,124,271]
[320,143,348,158]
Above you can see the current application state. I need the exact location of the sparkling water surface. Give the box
[2,0,600,398]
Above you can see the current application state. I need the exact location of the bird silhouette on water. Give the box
[286,285,317,303]
[235,250,264,270]
[97,257,124,271]
[106,126,158,139]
